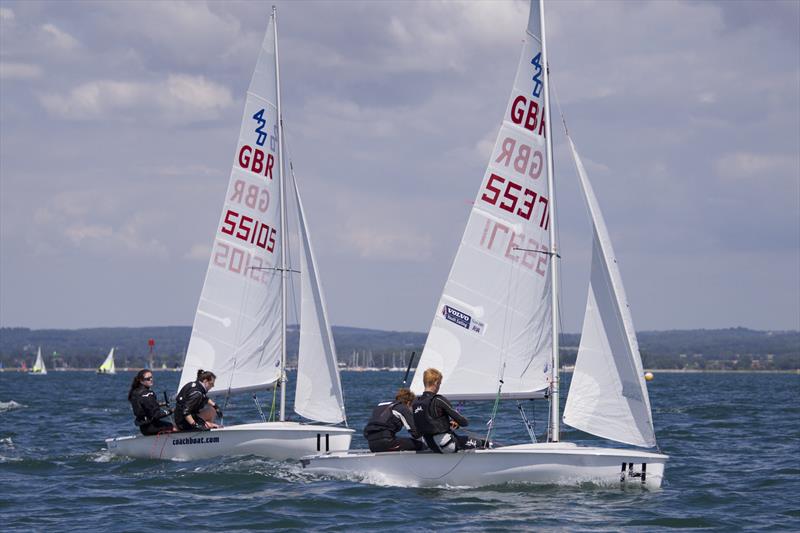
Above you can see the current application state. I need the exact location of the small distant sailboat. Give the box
[97,348,116,375]
[30,347,47,375]
[106,7,352,461]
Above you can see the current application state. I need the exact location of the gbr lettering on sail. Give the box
[211,105,281,284]
[476,51,550,277]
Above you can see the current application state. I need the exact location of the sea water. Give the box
[1,371,798,531]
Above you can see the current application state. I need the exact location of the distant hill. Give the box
[0,326,797,370]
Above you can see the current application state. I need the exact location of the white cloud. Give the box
[0,7,14,22]
[332,191,434,262]
[41,23,79,50]
[38,74,233,121]
[0,62,43,80]
[64,223,113,244]
[714,152,799,181]
[185,244,211,261]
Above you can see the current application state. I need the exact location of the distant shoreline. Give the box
[2,368,798,374]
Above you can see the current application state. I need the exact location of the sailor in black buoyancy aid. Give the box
[363,388,425,452]
[174,369,222,431]
[412,368,484,453]
[128,369,175,436]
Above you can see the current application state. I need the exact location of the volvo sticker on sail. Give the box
[442,305,485,335]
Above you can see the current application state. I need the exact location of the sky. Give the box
[1,0,798,334]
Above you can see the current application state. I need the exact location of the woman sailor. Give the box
[174,369,222,431]
[128,369,175,435]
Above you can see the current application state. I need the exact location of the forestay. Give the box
[179,18,283,396]
[562,138,656,448]
[411,4,552,400]
[292,176,347,424]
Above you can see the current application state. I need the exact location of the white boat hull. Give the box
[106,421,353,461]
[301,442,667,489]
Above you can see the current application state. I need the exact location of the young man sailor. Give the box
[363,388,424,452]
[412,368,484,453]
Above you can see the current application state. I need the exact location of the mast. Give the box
[273,5,288,421]
[539,0,560,442]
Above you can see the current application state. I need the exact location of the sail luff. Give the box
[562,137,656,448]
[291,174,347,424]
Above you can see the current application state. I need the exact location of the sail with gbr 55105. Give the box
[105,8,352,461]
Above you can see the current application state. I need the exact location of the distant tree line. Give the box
[0,326,797,370]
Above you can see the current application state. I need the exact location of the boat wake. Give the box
[0,400,25,413]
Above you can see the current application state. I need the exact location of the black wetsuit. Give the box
[129,386,173,436]
[412,391,477,453]
[363,401,424,453]
[174,380,210,431]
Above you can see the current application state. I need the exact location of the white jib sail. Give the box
[292,176,347,424]
[411,3,552,400]
[33,347,47,374]
[99,347,116,373]
[179,16,283,396]
[562,137,656,448]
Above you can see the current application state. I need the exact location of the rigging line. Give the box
[485,363,506,448]
[549,73,569,138]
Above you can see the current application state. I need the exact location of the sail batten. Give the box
[562,137,656,448]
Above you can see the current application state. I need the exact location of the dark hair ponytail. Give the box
[128,369,152,401]
[197,369,216,382]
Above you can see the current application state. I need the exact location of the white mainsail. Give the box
[562,137,656,448]
[411,3,552,400]
[179,17,283,396]
[98,347,116,374]
[32,347,47,374]
[292,176,347,424]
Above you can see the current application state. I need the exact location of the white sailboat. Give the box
[97,347,116,375]
[30,347,47,375]
[106,7,353,461]
[301,0,667,488]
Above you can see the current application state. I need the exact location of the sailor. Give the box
[363,388,425,453]
[128,369,175,435]
[412,368,483,453]
[174,369,222,431]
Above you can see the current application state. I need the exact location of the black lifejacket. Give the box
[174,380,209,422]
[363,401,402,441]
[129,386,160,426]
[412,392,451,435]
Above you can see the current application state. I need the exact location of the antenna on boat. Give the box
[401,351,416,387]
